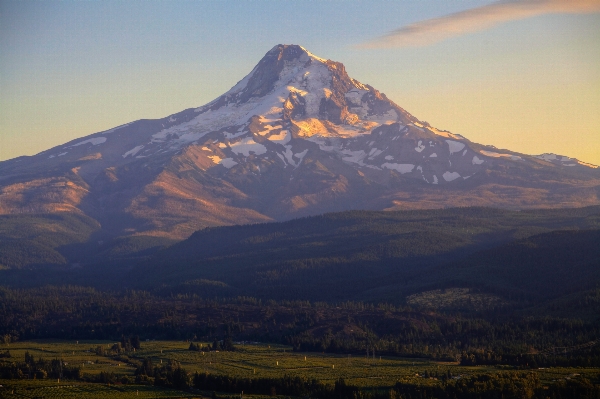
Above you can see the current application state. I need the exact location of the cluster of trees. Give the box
[89,335,142,357]
[189,336,235,352]
[0,351,82,380]
[133,358,189,389]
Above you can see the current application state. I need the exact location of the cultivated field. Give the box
[1,340,598,398]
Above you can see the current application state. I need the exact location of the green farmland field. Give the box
[1,340,599,398]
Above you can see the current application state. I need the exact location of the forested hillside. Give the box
[128,207,600,306]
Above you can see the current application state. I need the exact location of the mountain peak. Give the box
[222,44,329,105]
[192,43,417,128]
[1,45,598,239]
[267,44,326,62]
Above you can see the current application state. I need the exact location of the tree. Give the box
[223,336,235,351]
[172,366,189,389]
[131,335,141,350]
[135,357,154,377]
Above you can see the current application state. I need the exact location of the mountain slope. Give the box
[127,206,600,302]
[1,44,599,240]
[421,229,600,300]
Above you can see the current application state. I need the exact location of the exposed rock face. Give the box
[1,44,598,239]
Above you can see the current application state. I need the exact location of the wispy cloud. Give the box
[358,0,600,49]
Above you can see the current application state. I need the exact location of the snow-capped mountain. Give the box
[1,44,599,238]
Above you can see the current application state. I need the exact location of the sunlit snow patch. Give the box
[422,125,465,140]
[208,155,222,164]
[268,130,291,145]
[230,137,267,156]
[480,150,522,161]
[257,124,283,136]
[578,160,599,169]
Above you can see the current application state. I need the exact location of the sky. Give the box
[1,0,599,164]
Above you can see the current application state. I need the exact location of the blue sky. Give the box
[1,0,599,164]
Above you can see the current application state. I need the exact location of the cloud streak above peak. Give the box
[357,0,600,49]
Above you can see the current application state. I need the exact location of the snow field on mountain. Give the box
[443,171,462,182]
[472,156,484,165]
[480,150,522,161]
[381,163,414,174]
[368,148,384,159]
[220,158,238,169]
[69,137,107,148]
[123,145,144,158]
[535,153,573,162]
[415,141,426,153]
[229,137,267,157]
[367,109,398,124]
[267,130,291,145]
[446,140,465,154]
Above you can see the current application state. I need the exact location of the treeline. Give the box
[285,317,600,367]
[1,286,600,367]
[174,368,600,399]
[459,347,600,368]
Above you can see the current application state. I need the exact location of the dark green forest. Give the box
[1,206,600,397]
